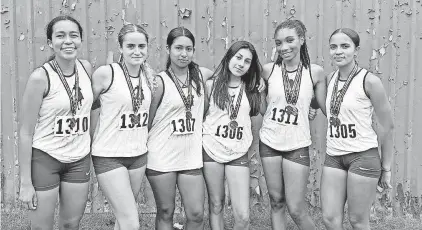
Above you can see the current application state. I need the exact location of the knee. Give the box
[209,199,224,215]
[115,212,140,230]
[234,210,249,227]
[348,213,369,230]
[322,212,343,229]
[117,220,140,230]
[157,205,175,222]
[60,216,83,230]
[288,204,308,223]
[186,208,204,223]
[269,193,287,211]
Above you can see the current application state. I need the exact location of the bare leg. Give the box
[178,173,205,230]
[29,187,60,230]
[261,155,287,230]
[283,159,315,230]
[226,165,250,230]
[347,172,378,230]
[203,162,225,230]
[147,172,177,230]
[321,166,347,230]
[58,182,89,230]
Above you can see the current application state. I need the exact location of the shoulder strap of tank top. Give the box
[267,63,277,81]
[327,70,338,88]
[40,65,50,98]
[308,64,315,89]
[154,73,165,111]
[101,64,114,95]
[77,59,91,81]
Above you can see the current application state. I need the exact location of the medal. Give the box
[229,120,238,129]
[69,117,76,130]
[329,116,341,127]
[51,59,80,125]
[285,105,298,116]
[187,94,194,107]
[121,62,144,116]
[131,114,141,125]
[329,62,360,126]
[186,111,192,120]
[228,83,244,130]
[167,68,194,120]
[282,62,303,117]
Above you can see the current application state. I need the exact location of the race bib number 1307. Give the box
[54,115,89,137]
[171,118,196,135]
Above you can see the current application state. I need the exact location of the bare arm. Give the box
[199,67,214,118]
[365,73,394,189]
[90,65,113,136]
[148,75,164,130]
[19,68,48,209]
[203,79,214,120]
[311,64,327,116]
[259,63,274,116]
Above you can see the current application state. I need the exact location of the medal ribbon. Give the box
[51,59,79,116]
[228,83,244,121]
[330,63,359,116]
[121,62,144,114]
[167,68,193,113]
[282,62,303,105]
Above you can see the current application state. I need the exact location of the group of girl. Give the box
[18,15,394,230]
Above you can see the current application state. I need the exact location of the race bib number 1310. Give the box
[54,115,89,137]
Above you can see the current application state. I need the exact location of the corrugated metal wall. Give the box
[1,0,421,217]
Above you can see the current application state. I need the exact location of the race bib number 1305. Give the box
[54,115,89,137]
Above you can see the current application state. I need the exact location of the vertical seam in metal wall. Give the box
[10,0,19,206]
[317,0,324,66]
[227,0,232,48]
[244,0,249,42]
[85,0,91,62]
[406,0,416,195]
[262,0,267,61]
[372,0,380,72]
[336,0,341,28]
[390,0,399,204]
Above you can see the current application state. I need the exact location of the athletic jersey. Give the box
[203,83,252,163]
[326,68,378,156]
[32,60,93,163]
[259,64,314,151]
[91,63,152,157]
[147,71,204,172]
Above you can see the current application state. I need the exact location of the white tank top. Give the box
[32,60,93,163]
[147,71,204,172]
[326,68,378,156]
[259,64,314,151]
[203,83,253,163]
[91,63,152,157]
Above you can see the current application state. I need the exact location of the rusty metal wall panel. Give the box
[1,0,421,217]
